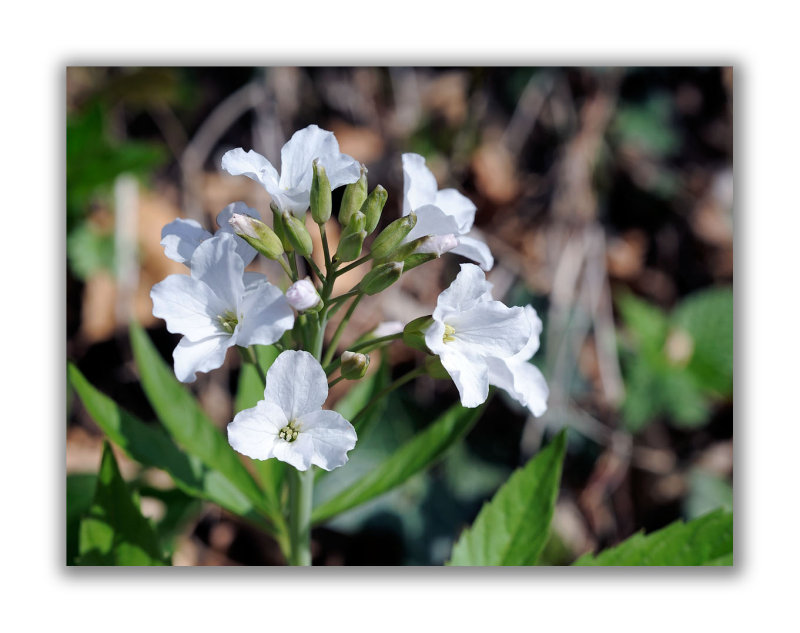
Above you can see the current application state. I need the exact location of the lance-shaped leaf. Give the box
[129,323,273,518]
[448,430,567,566]
[68,362,272,529]
[573,508,733,566]
[77,442,168,566]
[312,403,484,524]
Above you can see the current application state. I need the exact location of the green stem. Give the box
[321,293,364,367]
[319,224,332,272]
[238,346,266,384]
[288,467,314,566]
[337,253,371,276]
[349,364,427,430]
[323,333,402,375]
[328,374,345,389]
[277,256,294,280]
[288,253,299,281]
[303,255,326,283]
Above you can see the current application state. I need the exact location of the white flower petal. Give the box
[221,148,280,194]
[402,153,438,213]
[236,280,295,346]
[264,350,328,420]
[448,301,529,358]
[487,358,549,417]
[434,188,476,234]
[406,204,463,242]
[227,400,286,459]
[450,234,495,271]
[513,305,543,362]
[150,274,227,341]
[173,334,232,383]
[298,409,357,471]
[189,234,245,312]
[433,263,495,319]
[439,349,490,408]
[285,278,321,311]
[272,434,315,471]
[243,271,267,290]
[216,202,262,266]
[160,218,212,265]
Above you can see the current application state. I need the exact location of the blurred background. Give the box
[66,67,733,565]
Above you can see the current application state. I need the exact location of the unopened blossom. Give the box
[402,153,494,271]
[485,305,549,417]
[160,202,262,266]
[286,277,321,311]
[221,125,361,218]
[151,233,294,382]
[425,264,530,407]
[227,350,357,471]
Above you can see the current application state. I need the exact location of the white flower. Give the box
[485,305,549,417]
[402,153,494,271]
[285,277,321,311]
[150,233,294,382]
[221,124,361,218]
[160,202,261,267]
[227,350,357,471]
[415,233,459,256]
[425,264,530,407]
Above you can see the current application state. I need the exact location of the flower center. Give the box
[217,310,239,334]
[278,419,301,443]
[443,324,456,343]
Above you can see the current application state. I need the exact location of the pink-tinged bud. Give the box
[229,213,259,239]
[286,278,321,311]
[416,234,458,256]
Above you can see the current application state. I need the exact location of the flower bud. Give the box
[402,252,438,272]
[285,277,322,312]
[402,315,434,352]
[335,229,367,262]
[346,210,367,234]
[310,160,332,224]
[360,185,388,234]
[281,211,313,257]
[271,201,293,252]
[228,213,284,260]
[375,235,427,264]
[340,351,370,380]
[369,213,417,260]
[339,164,368,226]
[359,261,404,295]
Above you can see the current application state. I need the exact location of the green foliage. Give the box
[129,323,281,525]
[618,287,733,432]
[573,509,733,566]
[67,473,97,564]
[67,362,268,525]
[312,403,484,524]
[334,355,391,437]
[77,442,168,565]
[685,470,733,520]
[612,94,680,158]
[447,430,567,566]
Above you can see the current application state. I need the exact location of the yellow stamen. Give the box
[443,324,456,343]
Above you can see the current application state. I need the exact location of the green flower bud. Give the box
[228,213,284,260]
[360,185,388,234]
[335,229,367,262]
[402,315,434,352]
[339,164,368,226]
[310,160,332,224]
[340,351,370,380]
[402,252,438,272]
[271,201,293,252]
[369,213,417,261]
[375,236,428,264]
[281,211,313,257]
[359,261,404,295]
[347,210,367,234]
[424,355,450,379]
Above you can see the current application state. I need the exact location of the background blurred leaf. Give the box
[573,509,732,566]
[137,486,202,555]
[447,430,566,566]
[312,402,484,524]
[66,473,97,565]
[68,362,271,527]
[334,354,391,437]
[685,470,733,520]
[66,223,116,281]
[129,323,279,523]
[612,94,680,158]
[77,442,168,565]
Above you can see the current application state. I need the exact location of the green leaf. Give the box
[573,509,733,566]
[334,354,390,437]
[617,292,669,355]
[68,362,270,526]
[67,474,97,565]
[233,345,284,515]
[128,323,275,520]
[447,430,567,566]
[77,442,168,565]
[312,402,484,524]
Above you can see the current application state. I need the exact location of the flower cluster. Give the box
[150,124,547,474]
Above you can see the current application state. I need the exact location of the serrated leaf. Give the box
[68,362,273,529]
[573,509,733,566]
[77,442,168,565]
[447,430,567,566]
[129,323,275,520]
[312,402,484,524]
